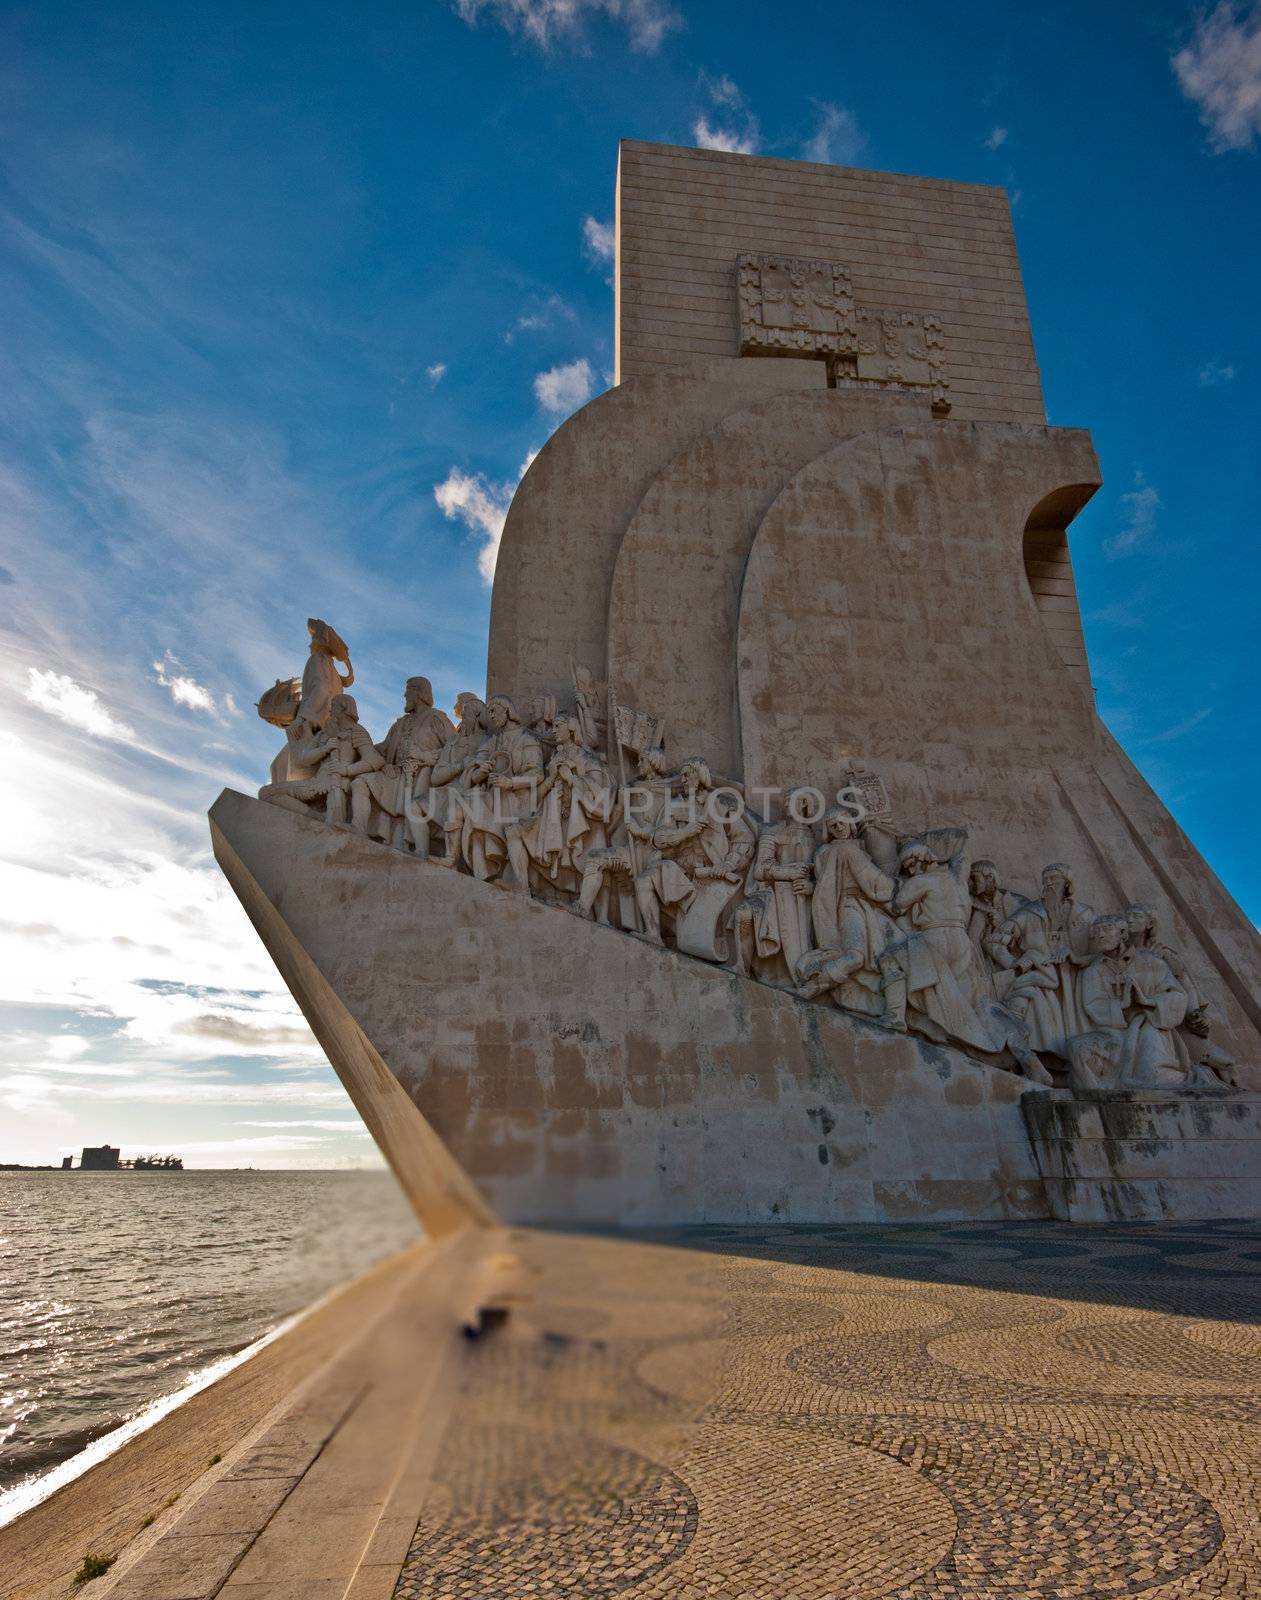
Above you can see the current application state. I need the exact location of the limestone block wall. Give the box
[616,140,1045,425]
[488,358,826,711]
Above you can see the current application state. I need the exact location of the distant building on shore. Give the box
[67,1145,185,1171]
[80,1143,121,1170]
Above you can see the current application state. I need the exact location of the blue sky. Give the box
[1,0,1258,1167]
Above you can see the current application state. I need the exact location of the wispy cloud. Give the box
[240,1118,368,1130]
[24,668,139,743]
[151,651,236,721]
[1140,707,1213,745]
[1172,2,1261,151]
[694,74,760,154]
[452,0,681,53]
[983,125,1009,150]
[1199,358,1236,385]
[533,356,595,414]
[802,100,865,165]
[504,293,576,344]
[426,362,448,385]
[1105,471,1161,558]
[434,449,538,583]
[582,215,615,264]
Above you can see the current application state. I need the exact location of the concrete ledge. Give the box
[17,1230,498,1600]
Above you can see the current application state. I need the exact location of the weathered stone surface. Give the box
[616,140,1045,425]
[488,358,827,713]
[210,789,1048,1225]
[1023,1090,1261,1221]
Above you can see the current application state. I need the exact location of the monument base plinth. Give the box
[1023,1090,1261,1221]
[211,789,1057,1226]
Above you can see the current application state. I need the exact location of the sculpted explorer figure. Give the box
[794,810,897,1015]
[880,842,1005,1052]
[428,693,487,870]
[731,788,817,986]
[256,617,354,789]
[294,618,354,733]
[966,860,1024,956]
[505,715,615,894]
[990,863,1094,1058]
[1077,913,1203,1089]
[259,692,382,826]
[462,694,544,883]
[577,746,674,926]
[636,758,755,950]
[350,677,455,854]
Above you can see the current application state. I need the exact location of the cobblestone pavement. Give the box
[394,1221,1261,1599]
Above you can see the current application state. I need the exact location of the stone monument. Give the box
[212,141,1261,1230]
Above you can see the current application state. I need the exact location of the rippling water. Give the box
[0,1169,420,1500]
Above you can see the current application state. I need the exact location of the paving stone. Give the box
[392,1221,1261,1599]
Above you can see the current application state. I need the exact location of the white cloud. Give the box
[533,356,595,414]
[693,74,759,154]
[1199,359,1236,385]
[582,215,615,264]
[426,362,448,385]
[241,1118,368,1130]
[24,667,138,743]
[984,126,1009,150]
[802,101,865,166]
[693,117,757,155]
[434,448,538,583]
[1173,2,1261,151]
[452,0,681,53]
[1105,471,1161,558]
[151,651,233,721]
[504,293,575,344]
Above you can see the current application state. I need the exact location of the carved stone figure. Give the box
[461,694,544,882]
[1180,1004,1240,1088]
[1077,913,1206,1090]
[429,693,487,870]
[989,863,1094,1058]
[988,914,1062,1051]
[879,841,1009,1055]
[350,677,455,854]
[571,662,606,754]
[1063,907,1237,1093]
[966,860,1024,954]
[731,789,816,986]
[1125,902,1211,1014]
[257,678,303,786]
[1065,1029,1125,1092]
[259,692,382,826]
[256,618,354,791]
[794,810,897,1016]
[1118,941,1192,1087]
[577,746,673,926]
[635,758,755,955]
[504,715,615,894]
[295,618,354,732]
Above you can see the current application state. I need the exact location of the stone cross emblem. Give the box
[736,252,950,415]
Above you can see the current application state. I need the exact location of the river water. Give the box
[0,1169,420,1508]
